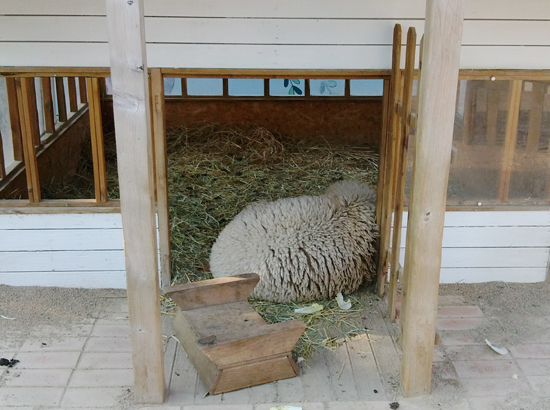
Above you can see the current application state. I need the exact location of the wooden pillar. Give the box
[400,0,465,397]
[105,0,164,404]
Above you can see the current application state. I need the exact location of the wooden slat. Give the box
[151,68,172,287]
[0,212,122,230]
[400,0,465,398]
[86,77,108,203]
[5,77,23,161]
[41,77,56,133]
[26,78,41,147]
[180,78,187,96]
[0,129,5,178]
[498,80,523,202]
[105,0,164,403]
[388,27,416,322]
[55,77,68,122]
[67,76,78,112]
[375,78,391,226]
[376,23,402,297]
[526,81,545,151]
[78,77,88,103]
[486,82,500,145]
[222,78,229,97]
[15,77,41,202]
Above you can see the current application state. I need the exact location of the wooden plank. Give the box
[16,77,41,202]
[401,210,550,227]
[86,77,108,203]
[486,82,500,145]
[180,78,187,96]
[78,77,88,103]
[498,80,523,202]
[400,0,465,397]
[0,200,120,210]
[323,344,360,401]
[0,212,122,230]
[41,77,56,133]
[164,274,260,311]
[151,68,171,288]
[0,129,5,178]
[24,77,41,146]
[526,81,545,151]
[439,267,548,284]
[67,77,79,112]
[0,271,127,289]
[301,349,335,402]
[346,334,386,400]
[375,79,391,226]
[5,77,24,161]
[55,77,68,122]
[161,68,391,79]
[105,0,164,403]
[0,250,126,272]
[165,346,196,405]
[376,23,402,297]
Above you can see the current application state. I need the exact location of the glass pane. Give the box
[228,79,264,96]
[269,79,304,96]
[309,79,345,96]
[186,78,223,96]
[350,79,384,96]
[164,77,182,96]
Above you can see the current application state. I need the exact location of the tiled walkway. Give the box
[1,291,549,410]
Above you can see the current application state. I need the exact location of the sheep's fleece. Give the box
[209,180,379,303]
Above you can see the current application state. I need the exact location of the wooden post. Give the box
[105,0,164,404]
[400,0,465,397]
[78,77,88,104]
[375,79,391,226]
[376,24,402,297]
[41,78,56,133]
[67,77,79,113]
[55,77,67,122]
[388,27,416,322]
[86,77,108,203]
[151,69,172,287]
[5,78,23,161]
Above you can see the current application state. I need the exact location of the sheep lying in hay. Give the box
[209,180,379,303]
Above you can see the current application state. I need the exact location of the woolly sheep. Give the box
[209,180,379,303]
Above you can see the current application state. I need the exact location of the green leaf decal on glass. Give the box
[284,79,289,87]
[293,86,302,95]
[289,87,295,95]
[320,84,326,94]
[326,80,337,87]
[291,79,300,85]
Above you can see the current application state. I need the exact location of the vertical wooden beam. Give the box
[16,78,41,202]
[26,79,41,147]
[105,0,164,404]
[388,27,416,322]
[0,130,5,178]
[400,0,465,397]
[5,77,23,161]
[498,80,523,203]
[264,78,270,97]
[486,82,499,146]
[223,78,229,97]
[55,77,68,122]
[376,23,402,297]
[41,78,56,133]
[527,82,545,151]
[181,78,188,97]
[151,69,172,288]
[87,77,108,203]
[78,77,88,104]
[304,79,311,97]
[67,77,79,113]
[344,79,351,97]
[375,78,391,226]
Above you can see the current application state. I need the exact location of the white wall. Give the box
[0,0,548,69]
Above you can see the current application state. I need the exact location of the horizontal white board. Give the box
[0,271,127,289]
[0,213,122,230]
[2,18,549,47]
[440,268,548,284]
[1,0,548,20]
[0,250,126,272]
[401,211,550,228]
[0,229,123,251]
[1,42,549,70]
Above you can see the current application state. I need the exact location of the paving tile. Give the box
[437,306,483,318]
[445,345,511,361]
[183,405,253,410]
[84,337,132,352]
[61,387,128,407]
[527,375,550,393]
[432,346,446,362]
[438,295,466,306]
[0,338,24,351]
[31,323,93,338]
[325,402,390,410]
[0,387,64,405]
[91,324,131,338]
[436,317,483,331]
[95,319,131,326]
[460,377,530,396]
[256,404,323,410]
[452,359,520,378]
[14,351,80,369]
[516,358,550,376]
[439,332,477,346]
[139,407,181,410]
[69,369,134,387]
[467,396,509,410]
[2,368,72,387]
[77,352,133,369]
[510,344,550,359]
[19,337,87,352]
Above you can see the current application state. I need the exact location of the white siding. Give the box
[398,211,550,283]
[0,0,548,69]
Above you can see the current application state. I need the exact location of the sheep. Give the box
[209,180,379,303]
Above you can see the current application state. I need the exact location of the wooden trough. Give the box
[163,273,306,394]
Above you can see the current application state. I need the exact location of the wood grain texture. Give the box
[375,79,391,226]
[164,274,260,310]
[400,0,465,397]
[78,77,87,103]
[151,69,171,287]
[55,77,67,122]
[67,76,78,112]
[0,130,5,178]
[86,77,108,203]
[5,77,23,161]
[41,77,55,133]
[105,0,164,403]
[0,270,127,288]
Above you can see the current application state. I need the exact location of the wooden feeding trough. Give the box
[163,273,306,394]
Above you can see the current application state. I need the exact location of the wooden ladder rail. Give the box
[387,27,417,321]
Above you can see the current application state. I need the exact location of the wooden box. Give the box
[164,273,306,395]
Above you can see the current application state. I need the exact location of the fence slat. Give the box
[16,78,41,202]
[86,77,108,203]
[55,77,68,122]
[0,129,5,178]
[5,77,23,161]
[67,77,79,112]
[78,77,88,103]
[151,69,171,287]
[27,79,41,147]
[41,77,56,133]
